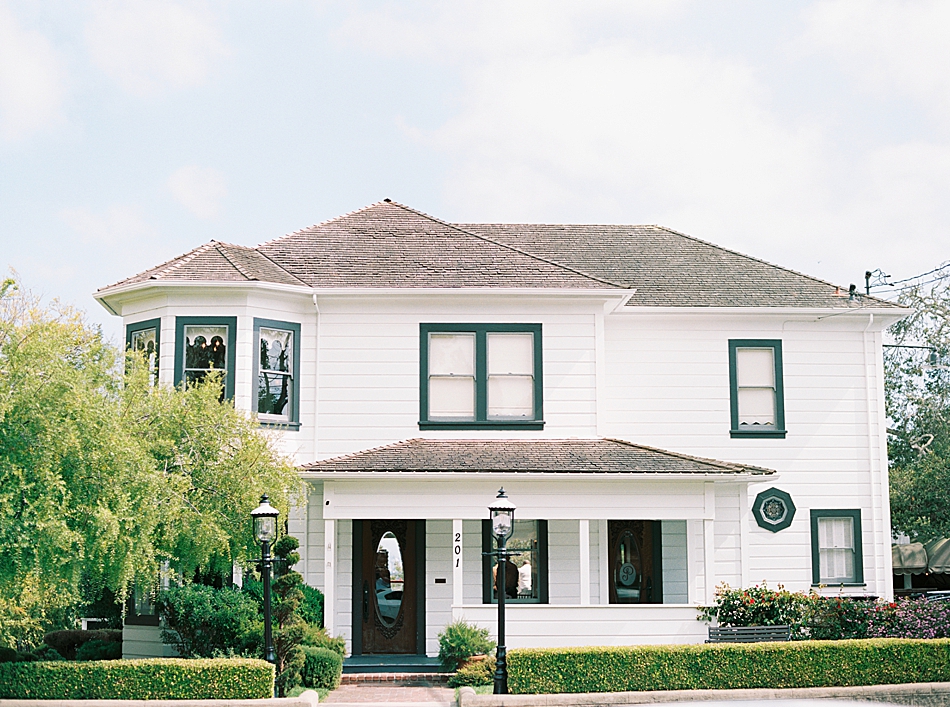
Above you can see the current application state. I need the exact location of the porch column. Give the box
[579,519,591,605]
[453,519,463,614]
[704,482,716,605]
[324,519,335,635]
[598,519,609,604]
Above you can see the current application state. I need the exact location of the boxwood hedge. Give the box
[0,658,274,700]
[508,638,950,694]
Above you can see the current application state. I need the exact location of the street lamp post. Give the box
[251,494,279,671]
[489,488,516,695]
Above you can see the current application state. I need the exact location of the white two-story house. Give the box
[96,200,906,662]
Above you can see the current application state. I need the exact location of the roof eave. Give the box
[299,470,774,480]
[93,279,317,314]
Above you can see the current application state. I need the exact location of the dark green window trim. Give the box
[173,316,237,400]
[126,318,161,383]
[810,509,864,586]
[728,339,786,439]
[419,323,543,430]
[253,318,301,430]
[482,519,548,604]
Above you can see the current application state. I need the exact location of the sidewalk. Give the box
[322,678,455,705]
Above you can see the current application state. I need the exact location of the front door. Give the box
[354,520,423,654]
[608,520,663,604]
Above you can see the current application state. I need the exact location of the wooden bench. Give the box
[706,625,791,643]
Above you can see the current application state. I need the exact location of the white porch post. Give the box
[704,482,716,605]
[579,519,591,605]
[324,519,335,635]
[452,519,463,619]
[598,519,609,604]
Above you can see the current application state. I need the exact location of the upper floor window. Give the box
[253,319,301,429]
[126,318,160,384]
[174,317,236,400]
[811,509,864,586]
[419,324,543,430]
[728,339,785,438]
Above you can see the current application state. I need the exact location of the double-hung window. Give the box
[419,324,543,429]
[174,317,237,400]
[810,509,864,586]
[253,319,301,428]
[126,318,160,384]
[728,339,786,438]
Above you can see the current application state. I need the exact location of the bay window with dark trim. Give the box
[419,323,543,430]
[173,316,237,400]
[126,318,160,384]
[482,519,548,604]
[253,318,301,429]
[728,339,786,438]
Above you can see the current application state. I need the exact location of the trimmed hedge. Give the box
[508,638,950,694]
[0,658,274,700]
[44,629,122,660]
[299,646,343,689]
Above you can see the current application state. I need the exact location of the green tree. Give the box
[886,274,950,539]
[271,536,306,696]
[0,278,302,646]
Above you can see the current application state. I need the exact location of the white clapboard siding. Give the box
[305,483,325,593]
[662,520,689,604]
[455,605,706,648]
[336,520,353,653]
[426,520,453,656]
[548,520,580,604]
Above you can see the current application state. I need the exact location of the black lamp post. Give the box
[489,488,516,695]
[251,494,279,668]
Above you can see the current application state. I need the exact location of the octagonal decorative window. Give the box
[752,487,796,532]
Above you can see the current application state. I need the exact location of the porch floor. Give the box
[343,654,445,674]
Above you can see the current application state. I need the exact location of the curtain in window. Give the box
[736,348,775,426]
[487,333,533,418]
[818,516,855,581]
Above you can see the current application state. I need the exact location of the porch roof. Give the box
[300,438,775,476]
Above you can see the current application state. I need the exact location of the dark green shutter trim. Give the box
[728,339,786,438]
[809,509,864,586]
[252,318,302,429]
[420,323,544,429]
[173,316,237,400]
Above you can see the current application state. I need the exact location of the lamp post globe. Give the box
[251,494,279,672]
[489,488,515,695]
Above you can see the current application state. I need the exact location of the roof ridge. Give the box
[251,246,311,286]
[150,240,222,280]
[649,225,895,307]
[383,201,630,290]
[256,201,390,248]
[214,243,257,281]
[97,241,220,292]
[603,437,770,473]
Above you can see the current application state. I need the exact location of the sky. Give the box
[1,0,949,343]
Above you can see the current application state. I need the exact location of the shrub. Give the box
[448,655,495,687]
[299,583,325,627]
[30,645,63,661]
[438,619,495,671]
[0,658,274,699]
[299,646,343,689]
[75,639,122,661]
[158,583,262,658]
[867,598,950,639]
[301,624,346,656]
[43,629,122,660]
[507,639,950,694]
[699,583,812,636]
[801,595,878,640]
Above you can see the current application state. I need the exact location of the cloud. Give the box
[84,0,229,97]
[0,1,65,142]
[61,205,158,246]
[803,0,950,117]
[168,165,227,219]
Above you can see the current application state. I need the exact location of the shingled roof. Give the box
[301,438,774,476]
[98,200,902,309]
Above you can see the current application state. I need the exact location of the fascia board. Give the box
[615,304,910,317]
[298,470,774,481]
[94,280,317,314]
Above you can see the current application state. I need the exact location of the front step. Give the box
[343,654,445,675]
[341,672,451,685]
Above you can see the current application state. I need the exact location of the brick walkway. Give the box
[322,679,455,704]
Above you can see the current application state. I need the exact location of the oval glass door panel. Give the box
[614,529,641,603]
[375,532,404,626]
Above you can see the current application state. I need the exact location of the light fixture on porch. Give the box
[489,488,516,695]
[251,494,279,677]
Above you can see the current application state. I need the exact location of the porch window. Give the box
[173,317,237,400]
[729,339,786,438]
[126,318,160,384]
[608,520,663,604]
[811,509,864,585]
[482,519,548,603]
[253,319,301,428]
[420,324,543,430]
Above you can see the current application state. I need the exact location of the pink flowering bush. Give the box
[866,598,950,639]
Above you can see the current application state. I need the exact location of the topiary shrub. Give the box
[75,639,122,661]
[299,646,342,689]
[438,619,495,671]
[301,624,346,656]
[448,655,495,687]
[43,630,122,661]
